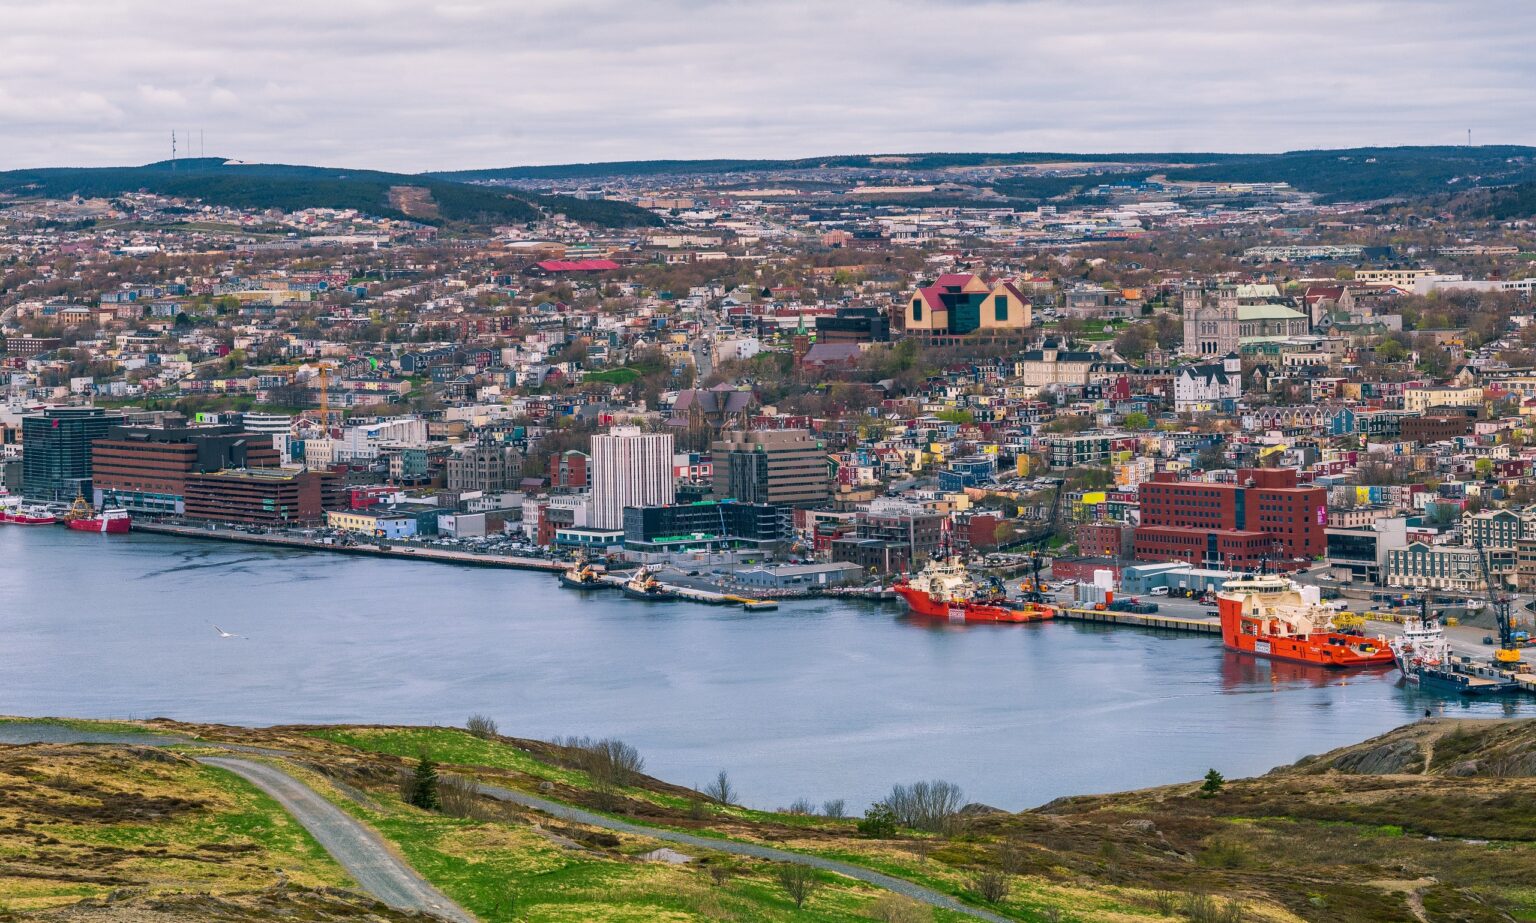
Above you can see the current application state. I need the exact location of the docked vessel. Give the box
[61,496,131,534]
[2,504,59,525]
[1217,573,1393,668]
[893,557,1055,623]
[560,555,609,589]
[622,566,675,601]
[1390,616,1518,696]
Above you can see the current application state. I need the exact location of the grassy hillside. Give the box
[0,159,662,229]
[5,716,1536,922]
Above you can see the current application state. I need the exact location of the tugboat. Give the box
[893,557,1055,623]
[560,554,609,589]
[61,496,131,534]
[622,566,675,601]
[1217,572,1393,668]
[1390,605,1519,696]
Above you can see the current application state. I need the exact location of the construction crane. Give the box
[317,364,332,429]
[1471,536,1522,666]
[1023,478,1066,605]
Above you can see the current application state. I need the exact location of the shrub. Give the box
[784,797,816,815]
[438,773,484,819]
[775,863,820,910]
[1200,768,1225,795]
[465,714,499,739]
[868,893,932,922]
[821,798,847,819]
[857,802,898,838]
[972,869,1010,903]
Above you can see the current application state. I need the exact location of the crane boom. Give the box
[1024,478,1066,604]
[1471,536,1521,665]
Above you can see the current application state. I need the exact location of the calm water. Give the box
[2,527,1529,811]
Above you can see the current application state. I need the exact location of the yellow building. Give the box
[1404,385,1482,413]
[902,273,1031,335]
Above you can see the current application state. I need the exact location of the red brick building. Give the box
[1133,468,1324,570]
[549,450,590,490]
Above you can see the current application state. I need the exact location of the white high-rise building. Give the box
[591,426,674,530]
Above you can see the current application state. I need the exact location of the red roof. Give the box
[536,259,620,272]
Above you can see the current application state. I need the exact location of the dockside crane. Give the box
[1471,536,1523,666]
[1023,478,1066,605]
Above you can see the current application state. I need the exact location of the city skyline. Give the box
[3,0,1533,172]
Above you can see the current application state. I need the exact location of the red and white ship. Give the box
[2,503,59,525]
[894,557,1055,623]
[61,497,131,533]
[1218,573,1392,668]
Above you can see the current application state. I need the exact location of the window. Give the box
[912,299,923,321]
[994,296,1009,321]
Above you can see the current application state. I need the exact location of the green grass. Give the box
[0,716,163,736]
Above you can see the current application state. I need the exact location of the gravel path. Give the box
[199,756,475,923]
[469,780,1012,922]
[5,723,1008,921]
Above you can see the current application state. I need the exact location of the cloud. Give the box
[1,0,1532,171]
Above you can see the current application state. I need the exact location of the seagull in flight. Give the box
[212,625,247,640]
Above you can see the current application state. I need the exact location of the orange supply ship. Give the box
[894,557,1055,624]
[1217,572,1393,668]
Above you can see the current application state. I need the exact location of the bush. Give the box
[558,736,645,795]
[885,779,964,833]
[868,893,932,922]
[857,802,898,838]
[1183,893,1243,923]
[775,863,820,910]
[465,714,499,739]
[821,798,847,819]
[784,797,816,815]
[1201,768,1225,795]
[438,774,484,819]
[971,869,1010,903]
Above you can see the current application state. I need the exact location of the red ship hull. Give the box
[67,516,131,534]
[894,584,1054,623]
[3,513,57,525]
[1218,596,1393,668]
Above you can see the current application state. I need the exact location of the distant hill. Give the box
[0,158,663,228]
[440,145,1536,204]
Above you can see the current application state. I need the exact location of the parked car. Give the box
[1149,586,1169,597]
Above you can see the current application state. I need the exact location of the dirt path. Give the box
[197,757,474,923]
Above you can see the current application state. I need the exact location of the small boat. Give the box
[3,504,58,525]
[893,557,1054,623]
[560,555,609,589]
[1218,572,1393,668]
[61,496,131,534]
[622,566,675,601]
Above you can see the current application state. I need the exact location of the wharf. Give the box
[135,522,565,572]
[587,573,778,611]
[1055,607,1222,635]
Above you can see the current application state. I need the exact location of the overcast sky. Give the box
[2,0,1531,173]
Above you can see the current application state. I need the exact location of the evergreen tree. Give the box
[409,755,441,811]
[1201,768,1225,795]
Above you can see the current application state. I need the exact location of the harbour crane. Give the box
[1023,478,1066,605]
[1471,536,1523,666]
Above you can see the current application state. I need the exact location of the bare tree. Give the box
[885,779,965,833]
[465,714,498,740]
[775,863,820,910]
[703,769,736,805]
[821,798,847,819]
[557,736,645,804]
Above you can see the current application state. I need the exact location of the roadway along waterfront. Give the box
[3,526,1532,812]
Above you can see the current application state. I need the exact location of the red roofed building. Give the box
[527,259,621,275]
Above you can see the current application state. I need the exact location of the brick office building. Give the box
[1133,468,1325,570]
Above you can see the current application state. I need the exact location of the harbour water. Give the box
[2,527,1529,810]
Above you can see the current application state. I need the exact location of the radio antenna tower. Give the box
[171,130,177,170]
